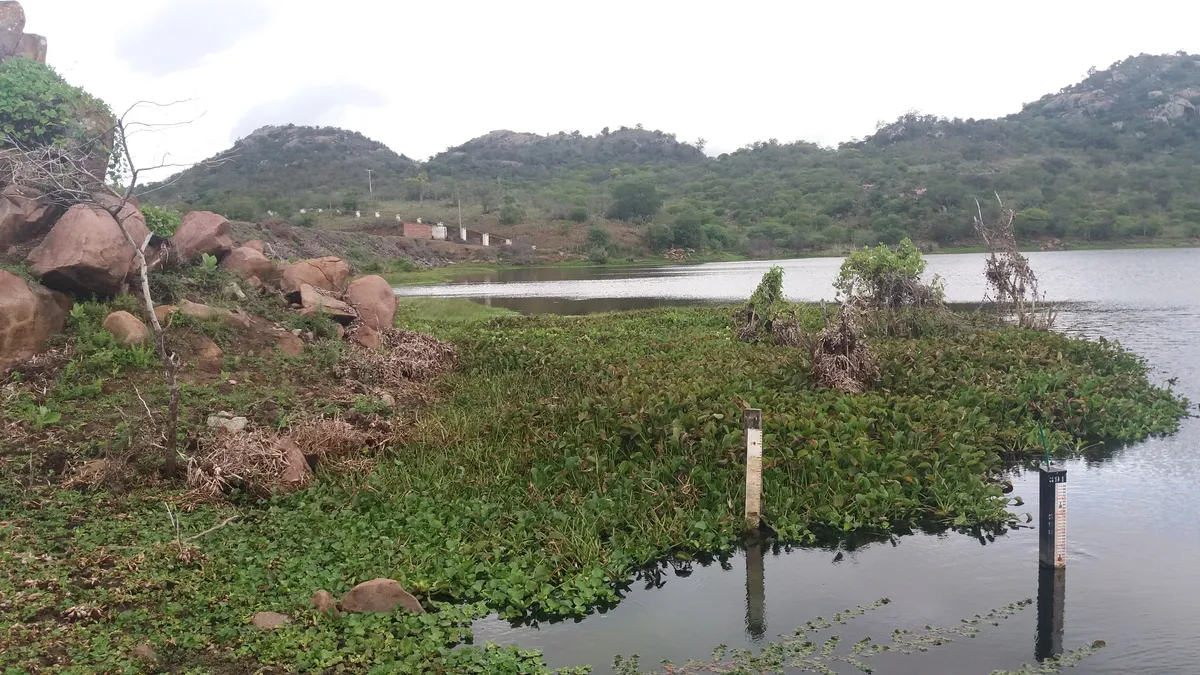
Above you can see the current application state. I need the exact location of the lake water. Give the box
[399,250,1200,674]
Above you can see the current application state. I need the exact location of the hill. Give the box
[142,125,418,219]
[146,53,1200,256]
[424,126,707,180]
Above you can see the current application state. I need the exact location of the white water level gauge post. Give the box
[744,408,763,531]
[1039,465,1067,568]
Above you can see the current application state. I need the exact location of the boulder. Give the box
[102,310,150,346]
[179,299,223,321]
[1,186,63,250]
[221,246,277,283]
[172,211,233,263]
[27,203,150,297]
[297,284,357,324]
[14,31,44,61]
[0,1,24,58]
[275,333,305,357]
[351,324,381,350]
[191,335,223,372]
[339,578,423,614]
[0,271,69,371]
[243,239,265,253]
[279,438,310,486]
[154,305,179,325]
[311,590,338,617]
[206,412,248,434]
[251,611,291,631]
[346,275,397,331]
[281,256,350,294]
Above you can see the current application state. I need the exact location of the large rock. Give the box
[311,590,338,617]
[0,1,24,59]
[297,284,357,324]
[0,271,68,371]
[281,256,350,294]
[172,211,233,263]
[14,32,44,62]
[275,333,305,357]
[339,578,423,614]
[221,246,277,282]
[243,239,265,253]
[0,185,60,249]
[190,335,224,372]
[179,299,223,321]
[27,203,150,297]
[346,275,397,331]
[102,310,150,346]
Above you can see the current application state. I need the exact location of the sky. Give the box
[20,0,1200,180]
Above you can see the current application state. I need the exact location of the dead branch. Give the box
[973,194,1055,330]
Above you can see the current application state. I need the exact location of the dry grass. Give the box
[338,327,457,387]
[812,298,878,393]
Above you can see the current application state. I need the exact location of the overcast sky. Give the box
[22,0,1200,180]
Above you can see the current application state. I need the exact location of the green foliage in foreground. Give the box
[141,205,182,237]
[0,306,1186,672]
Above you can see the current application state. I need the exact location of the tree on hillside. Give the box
[606,179,662,220]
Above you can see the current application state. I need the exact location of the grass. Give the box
[0,299,1188,673]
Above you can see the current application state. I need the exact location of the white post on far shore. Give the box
[744,408,763,530]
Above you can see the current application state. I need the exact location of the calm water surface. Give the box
[401,250,1200,674]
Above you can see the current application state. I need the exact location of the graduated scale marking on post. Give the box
[744,409,763,530]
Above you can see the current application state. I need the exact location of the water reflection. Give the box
[745,536,766,642]
[1036,566,1067,662]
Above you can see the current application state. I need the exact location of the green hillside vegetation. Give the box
[143,124,418,220]
[145,53,1200,256]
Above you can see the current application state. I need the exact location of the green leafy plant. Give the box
[587,246,610,264]
[0,58,112,151]
[141,205,182,237]
[835,237,943,308]
[199,253,219,272]
[28,405,61,430]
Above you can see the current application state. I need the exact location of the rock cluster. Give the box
[0,1,47,64]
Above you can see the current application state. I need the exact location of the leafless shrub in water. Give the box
[974,194,1057,330]
[811,297,877,393]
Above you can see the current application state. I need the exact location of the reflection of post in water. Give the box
[745,534,766,641]
[1036,564,1066,660]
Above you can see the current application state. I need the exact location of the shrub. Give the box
[0,58,111,151]
[646,223,675,251]
[296,212,318,228]
[568,206,589,223]
[141,205,182,237]
[587,247,610,264]
[500,203,522,226]
[606,179,662,220]
[585,226,610,249]
[835,237,942,308]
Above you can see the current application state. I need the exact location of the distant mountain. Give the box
[425,127,707,179]
[144,54,1200,253]
[143,125,417,215]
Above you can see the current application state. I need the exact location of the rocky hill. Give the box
[143,125,418,217]
[424,126,707,179]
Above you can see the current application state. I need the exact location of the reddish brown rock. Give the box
[279,438,310,486]
[251,611,291,631]
[102,310,150,346]
[351,324,381,349]
[297,284,357,324]
[346,275,397,331]
[281,256,350,294]
[179,299,222,321]
[275,333,305,357]
[0,185,58,249]
[0,1,25,58]
[339,578,423,614]
[14,32,44,61]
[311,590,338,617]
[154,305,179,326]
[26,203,150,297]
[131,643,157,663]
[243,239,265,253]
[221,247,277,283]
[172,211,233,263]
[0,271,69,371]
[191,335,224,372]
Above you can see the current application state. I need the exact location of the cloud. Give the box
[231,84,388,140]
[117,0,272,76]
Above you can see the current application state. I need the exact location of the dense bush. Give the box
[141,205,182,237]
[835,237,943,307]
[0,58,111,151]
